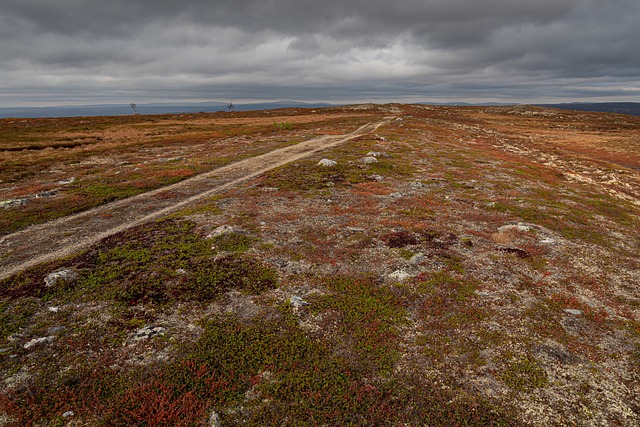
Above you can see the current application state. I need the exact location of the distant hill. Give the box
[3,101,639,119]
[0,100,335,119]
[536,102,640,116]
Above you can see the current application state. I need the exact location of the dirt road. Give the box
[0,119,391,280]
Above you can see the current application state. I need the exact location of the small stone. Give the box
[62,411,75,418]
[476,291,492,297]
[159,156,185,162]
[7,333,22,342]
[498,223,530,233]
[409,253,425,264]
[57,177,76,185]
[48,306,60,313]
[346,227,365,232]
[564,309,582,316]
[370,174,384,182]
[132,326,167,342]
[47,326,65,335]
[409,181,425,190]
[207,225,236,239]
[366,151,382,157]
[23,336,56,349]
[540,237,555,244]
[176,268,188,275]
[44,269,78,288]
[35,190,58,198]
[317,159,337,167]
[269,258,289,268]
[290,296,309,308]
[360,156,378,164]
[388,270,411,281]
[390,192,404,198]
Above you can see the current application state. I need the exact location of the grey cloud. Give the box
[1,0,639,106]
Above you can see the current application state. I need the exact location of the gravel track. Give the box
[0,118,391,280]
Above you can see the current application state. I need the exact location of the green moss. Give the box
[398,248,415,260]
[310,276,409,374]
[272,121,294,131]
[190,255,278,300]
[417,271,476,301]
[501,357,548,392]
[0,298,40,341]
[75,182,141,204]
[209,232,254,253]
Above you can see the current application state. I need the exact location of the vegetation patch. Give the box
[310,276,409,373]
[259,160,366,192]
[382,230,419,248]
[1,219,276,306]
[208,232,254,253]
[500,357,549,392]
[0,310,516,426]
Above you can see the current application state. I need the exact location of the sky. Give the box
[1,0,639,107]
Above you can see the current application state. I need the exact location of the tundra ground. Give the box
[1,104,639,426]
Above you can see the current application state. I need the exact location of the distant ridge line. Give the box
[1,101,639,119]
[535,102,640,117]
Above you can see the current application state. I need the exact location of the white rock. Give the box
[498,223,530,233]
[367,151,382,157]
[24,336,56,349]
[564,309,582,316]
[62,411,75,418]
[317,159,337,167]
[409,253,425,265]
[207,225,236,239]
[44,269,78,288]
[360,156,378,164]
[388,270,411,281]
[290,296,309,308]
[132,326,167,342]
[57,177,76,185]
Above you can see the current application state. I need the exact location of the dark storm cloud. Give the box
[1,0,639,106]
